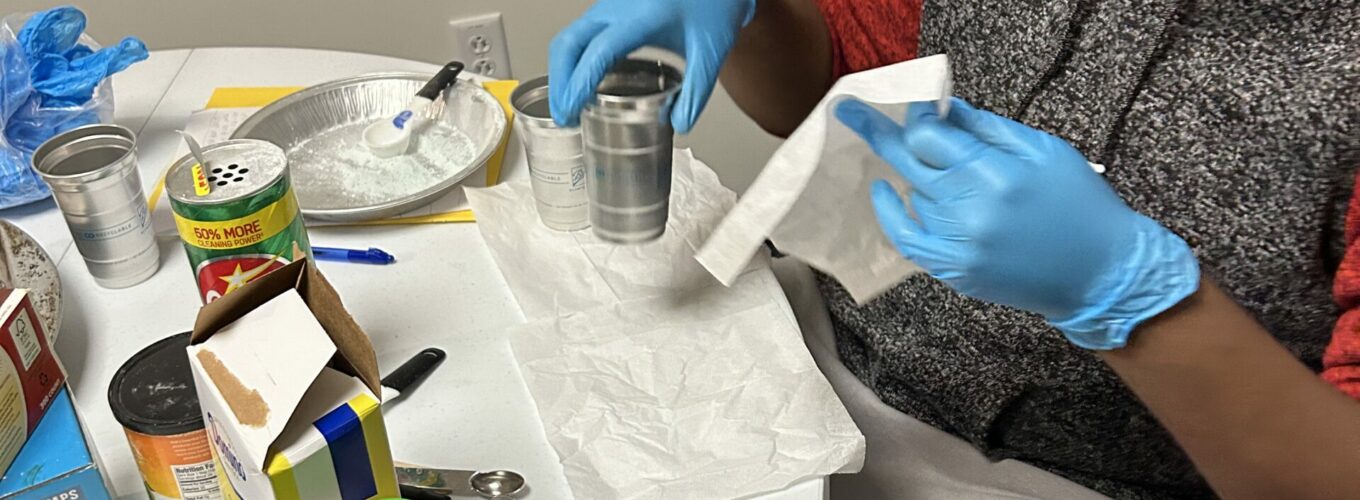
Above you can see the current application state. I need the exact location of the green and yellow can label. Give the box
[172,182,310,304]
[173,189,299,250]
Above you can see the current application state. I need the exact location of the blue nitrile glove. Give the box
[18,7,148,108]
[548,0,757,133]
[836,97,1200,350]
[0,6,148,208]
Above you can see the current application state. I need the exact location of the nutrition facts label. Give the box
[171,461,220,500]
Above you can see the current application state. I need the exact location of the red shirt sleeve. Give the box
[1323,174,1360,400]
[815,0,925,79]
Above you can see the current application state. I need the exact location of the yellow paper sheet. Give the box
[148,80,518,225]
[204,86,303,108]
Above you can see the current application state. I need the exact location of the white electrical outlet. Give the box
[449,13,512,79]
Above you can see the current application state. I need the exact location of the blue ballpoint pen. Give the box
[311,246,396,265]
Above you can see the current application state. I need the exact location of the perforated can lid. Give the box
[167,139,287,205]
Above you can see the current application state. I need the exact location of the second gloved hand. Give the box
[836,98,1200,349]
[548,0,756,133]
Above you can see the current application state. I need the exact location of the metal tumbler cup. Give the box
[511,76,590,231]
[580,59,682,243]
[32,124,159,288]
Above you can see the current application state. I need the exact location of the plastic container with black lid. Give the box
[108,332,221,499]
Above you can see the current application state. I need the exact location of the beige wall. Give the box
[5,0,781,192]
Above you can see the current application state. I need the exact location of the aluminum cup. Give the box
[511,76,590,231]
[580,59,682,244]
[32,124,159,288]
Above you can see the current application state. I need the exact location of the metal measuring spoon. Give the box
[469,470,526,498]
[396,466,527,499]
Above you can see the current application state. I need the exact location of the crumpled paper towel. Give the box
[505,276,865,500]
[696,54,954,304]
[467,148,762,318]
[466,150,865,499]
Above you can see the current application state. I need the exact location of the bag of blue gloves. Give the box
[0,6,147,209]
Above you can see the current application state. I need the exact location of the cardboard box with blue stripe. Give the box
[186,260,399,499]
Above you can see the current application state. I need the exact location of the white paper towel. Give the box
[467,149,760,318]
[466,150,865,499]
[696,55,955,304]
[505,275,865,499]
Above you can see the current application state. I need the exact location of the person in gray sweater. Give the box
[549,0,1360,498]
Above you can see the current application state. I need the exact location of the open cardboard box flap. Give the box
[190,259,382,396]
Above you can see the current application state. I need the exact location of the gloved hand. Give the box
[836,97,1200,349]
[548,0,756,133]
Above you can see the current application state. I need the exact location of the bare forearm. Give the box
[719,0,831,137]
[1100,279,1360,499]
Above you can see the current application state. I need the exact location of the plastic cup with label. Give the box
[510,76,590,231]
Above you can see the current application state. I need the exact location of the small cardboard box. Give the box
[0,387,113,500]
[0,288,64,476]
[186,260,398,500]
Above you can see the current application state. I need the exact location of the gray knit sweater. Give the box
[818,1,1360,498]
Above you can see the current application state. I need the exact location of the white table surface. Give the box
[0,47,827,500]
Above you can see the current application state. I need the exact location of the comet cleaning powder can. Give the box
[166,140,311,303]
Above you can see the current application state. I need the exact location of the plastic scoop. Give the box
[363,61,465,158]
